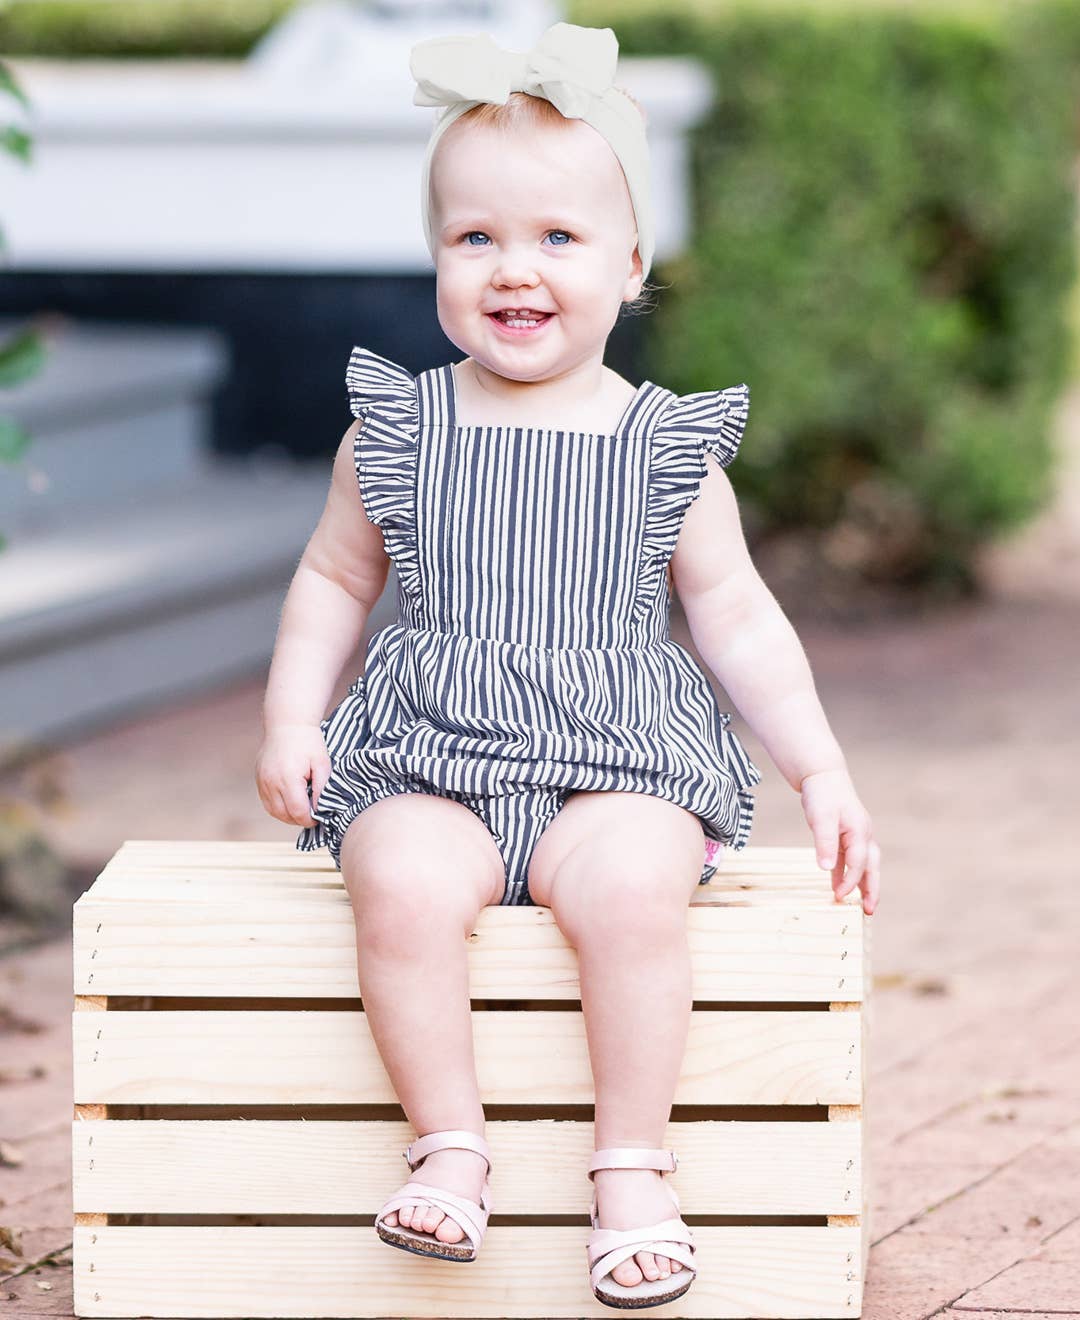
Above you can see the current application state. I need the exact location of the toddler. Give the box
[257,20,879,1310]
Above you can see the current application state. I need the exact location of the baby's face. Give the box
[430,117,643,383]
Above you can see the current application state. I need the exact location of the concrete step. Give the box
[0,454,337,762]
[0,317,229,534]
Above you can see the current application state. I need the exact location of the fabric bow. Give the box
[410,22,619,121]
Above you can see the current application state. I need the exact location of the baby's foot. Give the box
[382,1147,489,1245]
[592,1167,687,1287]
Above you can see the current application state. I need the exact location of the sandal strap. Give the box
[377,1179,491,1248]
[404,1128,492,1173]
[587,1146,678,1178]
[588,1219,697,1291]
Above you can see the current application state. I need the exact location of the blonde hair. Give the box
[453,86,647,132]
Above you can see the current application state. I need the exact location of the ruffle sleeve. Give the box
[345,346,422,604]
[635,383,750,626]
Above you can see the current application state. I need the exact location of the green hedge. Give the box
[574,0,1080,591]
[4,0,1078,593]
[0,0,292,58]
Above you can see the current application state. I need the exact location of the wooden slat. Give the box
[72,899,864,1001]
[71,1117,861,1216]
[98,840,850,897]
[81,871,847,902]
[72,1224,862,1318]
[72,1009,862,1106]
[113,840,830,864]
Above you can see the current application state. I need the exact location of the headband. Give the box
[409,22,654,280]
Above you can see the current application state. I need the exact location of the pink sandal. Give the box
[586,1147,698,1308]
[374,1128,493,1262]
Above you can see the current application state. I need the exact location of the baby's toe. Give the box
[408,1200,464,1243]
[639,1250,669,1280]
[414,1201,443,1233]
[611,1256,644,1286]
[434,1210,465,1243]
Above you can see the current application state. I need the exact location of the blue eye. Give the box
[460,229,573,247]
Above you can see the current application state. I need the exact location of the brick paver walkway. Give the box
[2,595,1078,1317]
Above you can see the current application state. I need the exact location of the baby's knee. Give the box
[340,792,503,935]
[550,852,689,950]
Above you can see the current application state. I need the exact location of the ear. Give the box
[623,241,644,302]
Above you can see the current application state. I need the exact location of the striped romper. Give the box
[296,346,762,906]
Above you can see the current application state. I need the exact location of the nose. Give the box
[491,245,541,292]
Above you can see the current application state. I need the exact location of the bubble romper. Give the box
[296,347,762,905]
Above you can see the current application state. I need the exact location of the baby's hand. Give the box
[256,724,332,829]
[799,767,880,916]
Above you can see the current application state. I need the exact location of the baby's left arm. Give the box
[670,455,880,915]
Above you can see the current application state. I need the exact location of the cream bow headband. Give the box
[409,22,654,279]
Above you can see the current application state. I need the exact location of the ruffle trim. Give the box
[635,383,751,627]
[296,785,405,871]
[346,346,422,605]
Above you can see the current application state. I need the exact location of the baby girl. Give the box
[257,20,879,1310]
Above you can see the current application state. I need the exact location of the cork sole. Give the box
[593,1269,694,1309]
[374,1219,479,1262]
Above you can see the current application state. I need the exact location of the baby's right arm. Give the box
[256,419,390,827]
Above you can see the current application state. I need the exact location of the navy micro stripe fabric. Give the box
[297,347,762,905]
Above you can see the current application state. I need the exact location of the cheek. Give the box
[436,260,483,309]
[435,277,463,319]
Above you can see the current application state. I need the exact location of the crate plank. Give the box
[71,1008,862,1106]
[72,899,864,1001]
[71,1117,862,1216]
[71,1224,862,1318]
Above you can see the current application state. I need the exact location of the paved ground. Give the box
[1,591,1078,1317]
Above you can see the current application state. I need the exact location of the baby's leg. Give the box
[339,791,506,1245]
[527,790,705,1286]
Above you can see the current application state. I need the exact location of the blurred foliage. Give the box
[0,53,46,556]
[2,0,1079,594]
[0,0,294,57]
[572,0,1080,593]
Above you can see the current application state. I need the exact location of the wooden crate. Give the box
[72,840,872,1318]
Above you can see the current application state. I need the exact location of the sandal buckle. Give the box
[671,1150,679,1172]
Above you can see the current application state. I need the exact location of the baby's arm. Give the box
[258,420,390,824]
[670,454,879,912]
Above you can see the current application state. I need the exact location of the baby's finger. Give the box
[811,816,840,871]
[837,831,867,898]
[310,766,331,816]
[862,840,881,915]
[830,847,847,897]
[268,786,291,825]
[283,781,314,827]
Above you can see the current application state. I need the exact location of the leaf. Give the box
[0,329,45,387]
[0,417,32,464]
[0,61,30,110]
[0,124,31,163]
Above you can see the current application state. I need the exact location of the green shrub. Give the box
[4,0,1078,592]
[1,55,46,555]
[0,0,293,58]
[572,0,1080,592]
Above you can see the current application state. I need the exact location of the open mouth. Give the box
[487,310,554,334]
